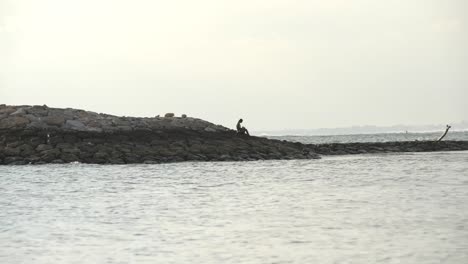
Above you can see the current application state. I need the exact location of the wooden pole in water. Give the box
[437,125,451,141]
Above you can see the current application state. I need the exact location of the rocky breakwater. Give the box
[0,105,319,165]
[309,141,468,155]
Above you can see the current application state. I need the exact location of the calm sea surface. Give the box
[267,131,468,144]
[1,133,468,264]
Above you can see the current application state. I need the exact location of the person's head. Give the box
[238,119,243,123]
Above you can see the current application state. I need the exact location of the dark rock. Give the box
[40,149,61,162]
[64,120,86,130]
[117,125,132,131]
[44,115,65,126]
[124,153,141,163]
[2,105,468,165]
[25,156,41,163]
[78,151,94,160]
[62,148,81,155]
[26,105,49,116]
[36,144,53,152]
[143,160,158,164]
[64,134,79,143]
[0,116,30,129]
[169,156,185,162]
[94,152,109,160]
[56,143,73,150]
[6,141,22,148]
[0,107,16,115]
[108,158,125,164]
[29,137,46,147]
[109,135,129,143]
[4,147,21,156]
[8,160,29,165]
[219,154,231,161]
[61,153,79,162]
[11,108,27,116]
[19,144,35,157]
[4,156,26,165]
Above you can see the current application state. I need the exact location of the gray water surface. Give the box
[266,131,468,144]
[1,150,468,263]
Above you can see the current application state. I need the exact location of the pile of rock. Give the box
[0,129,319,165]
[0,105,319,165]
[0,105,227,133]
[311,141,468,155]
[1,105,467,165]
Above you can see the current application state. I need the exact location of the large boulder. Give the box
[36,144,53,152]
[60,153,79,162]
[10,108,27,116]
[64,120,86,131]
[44,115,65,126]
[0,106,16,115]
[26,105,49,116]
[3,147,21,156]
[204,127,217,132]
[0,116,30,129]
[26,121,49,130]
[40,149,61,162]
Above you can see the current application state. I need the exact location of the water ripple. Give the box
[1,151,468,263]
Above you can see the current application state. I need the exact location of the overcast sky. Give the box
[1,0,467,130]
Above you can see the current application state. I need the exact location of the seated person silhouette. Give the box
[236,119,250,135]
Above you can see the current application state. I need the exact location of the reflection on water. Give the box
[1,150,468,263]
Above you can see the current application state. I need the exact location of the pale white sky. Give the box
[1,0,467,130]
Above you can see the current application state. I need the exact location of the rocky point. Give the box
[1,104,467,165]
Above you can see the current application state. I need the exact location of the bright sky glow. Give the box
[1,0,467,130]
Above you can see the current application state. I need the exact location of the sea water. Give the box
[1,133,468,264]
[267,131,468,144]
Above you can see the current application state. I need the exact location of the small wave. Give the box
[290,240,312,244]
[197,182,236,188]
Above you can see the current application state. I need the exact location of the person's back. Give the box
[236,118,249,135]
[236,119,243,131]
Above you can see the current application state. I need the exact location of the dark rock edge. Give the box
[0,128,319,165]
[1,128,468,165]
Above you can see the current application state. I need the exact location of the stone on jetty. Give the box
[310,141,468,156]
[0,105,319,165]
[1,105,467,165]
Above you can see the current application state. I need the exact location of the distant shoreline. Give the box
[257,130,468,137]
[254,122,468,137]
